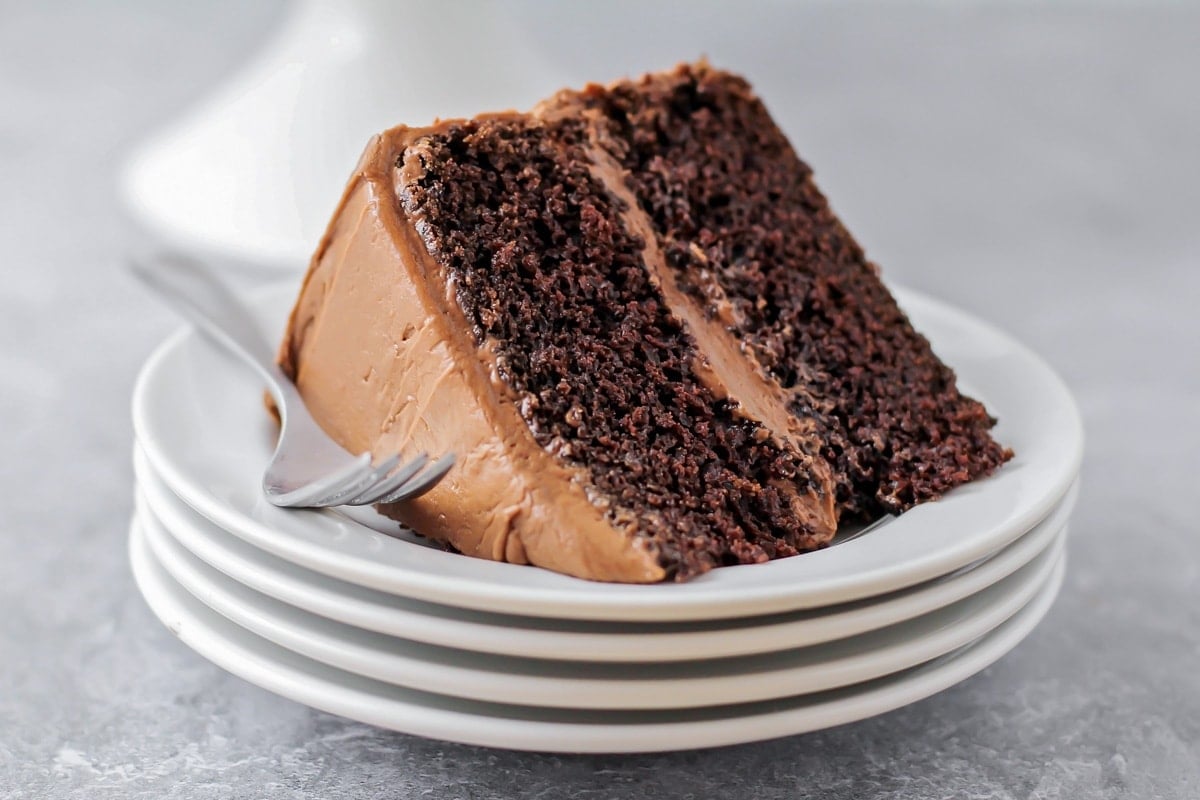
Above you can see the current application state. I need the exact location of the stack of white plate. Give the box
[129,285,1083,753]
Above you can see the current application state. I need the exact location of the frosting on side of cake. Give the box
[280,130,665,582]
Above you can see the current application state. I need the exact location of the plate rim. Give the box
[137,499,1066,710]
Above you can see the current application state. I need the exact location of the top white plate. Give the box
[132,285,1082,621]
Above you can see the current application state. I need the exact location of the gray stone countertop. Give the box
[1,2,1197,798]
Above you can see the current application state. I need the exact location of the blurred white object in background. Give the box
[122,0,830,269]
[121,0,557,268]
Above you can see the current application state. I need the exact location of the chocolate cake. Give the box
[278,62,1011,583]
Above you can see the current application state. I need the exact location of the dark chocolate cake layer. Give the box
[574,63,1012,520]
[396,116,832,579]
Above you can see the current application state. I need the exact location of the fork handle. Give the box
[129,253,292,408]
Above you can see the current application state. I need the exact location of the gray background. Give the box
[2,2,1197,798]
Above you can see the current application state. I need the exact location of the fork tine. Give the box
[375,453,456,505]
[310,453,403,508]
[263,453,372,507]
[317,452,404,507]
[344,453,429,506]
[284,462,375,508]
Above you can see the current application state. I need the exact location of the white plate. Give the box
[129,515,1065,752]
[132,285,1083,621]
[136,447,1077,662]
[136,495,1064,711]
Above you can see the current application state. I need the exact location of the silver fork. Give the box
[130,253,454,508]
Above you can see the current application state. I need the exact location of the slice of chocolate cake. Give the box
[278,62,1010,583]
